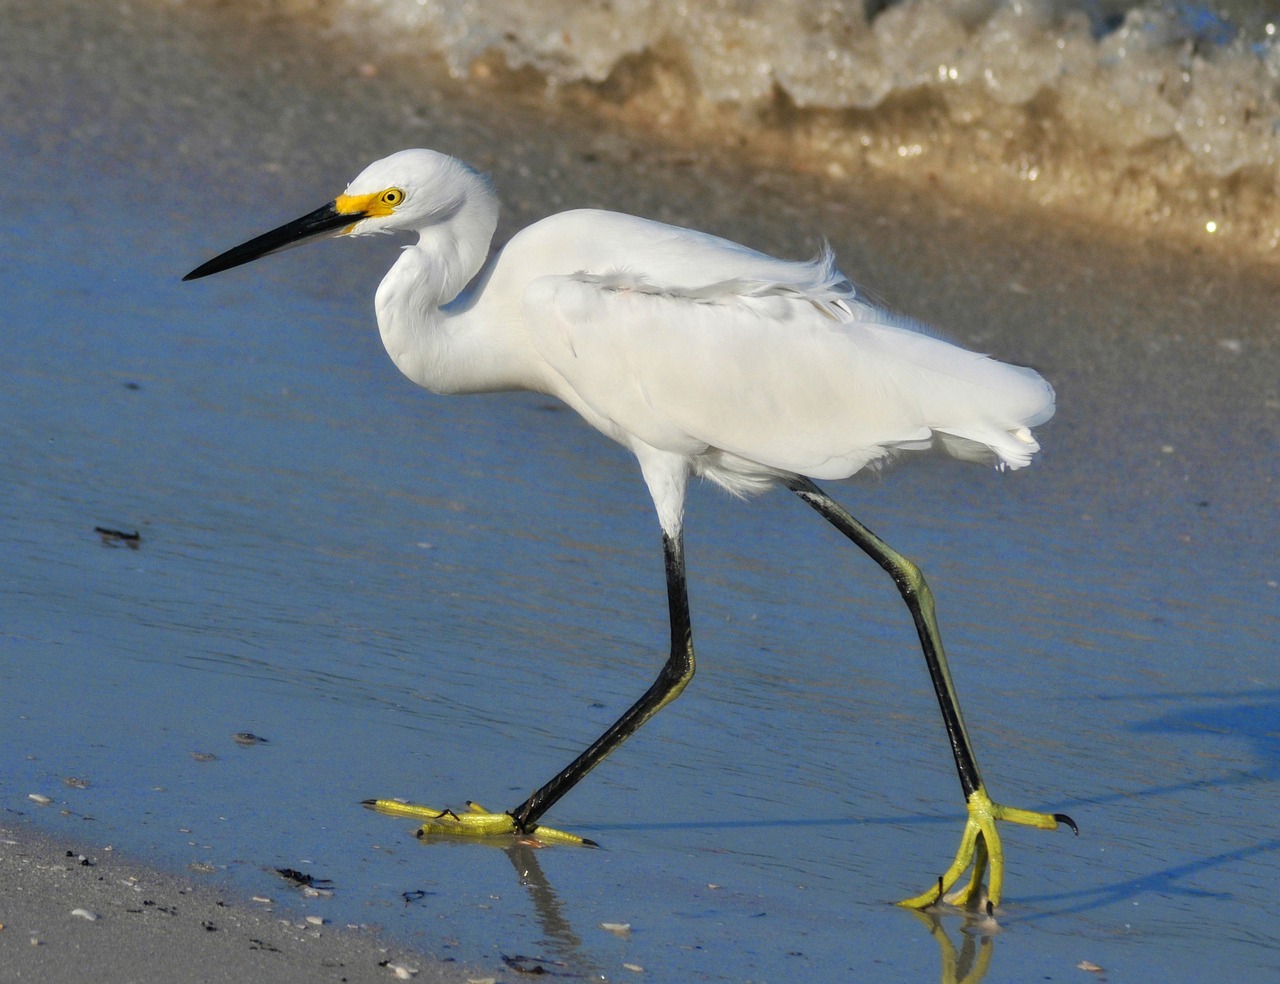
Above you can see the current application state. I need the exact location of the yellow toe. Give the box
[898,786,1073,910]
[364,798,592,846]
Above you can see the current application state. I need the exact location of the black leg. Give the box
[785,476,1073,909]
[509,530,696,830]
[787,476,983,798]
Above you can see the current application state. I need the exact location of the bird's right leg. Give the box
[366,530,697,845]
[786,476,1074,910]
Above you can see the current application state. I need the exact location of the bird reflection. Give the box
[498,841,590,969]
[909,908,997,984]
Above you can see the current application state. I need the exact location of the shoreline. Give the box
[0,818,480,983]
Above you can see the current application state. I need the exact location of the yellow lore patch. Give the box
[334,187,403,231]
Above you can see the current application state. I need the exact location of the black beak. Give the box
[183,200,365,281]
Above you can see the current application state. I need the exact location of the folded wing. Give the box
[525,252,1053,493]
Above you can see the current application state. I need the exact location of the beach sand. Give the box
[0,821,470,983]
[3,0,1277,981]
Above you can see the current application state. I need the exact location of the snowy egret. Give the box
[185,148,1075,910]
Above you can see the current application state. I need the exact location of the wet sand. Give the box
[3,0,1278,981]
[0,821,471,983]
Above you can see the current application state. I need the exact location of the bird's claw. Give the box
[363,798,594,846]
[897,786,1074,911]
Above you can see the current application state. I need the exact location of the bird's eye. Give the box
[380,188,404,207]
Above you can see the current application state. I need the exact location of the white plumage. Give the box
[343,150,1053,535]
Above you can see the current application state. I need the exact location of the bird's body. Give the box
[360,151,1052,534]
[185,148,1073,911]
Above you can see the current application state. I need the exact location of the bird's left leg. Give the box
[504,530,695,832]
[367,530,696,846]
[787,477,1075,910]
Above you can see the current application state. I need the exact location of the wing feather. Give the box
[522,244,1052,492]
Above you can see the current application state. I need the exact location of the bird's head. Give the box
[183,149,492,281]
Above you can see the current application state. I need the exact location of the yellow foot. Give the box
[898,786,1076,911]
[362,799,595,847]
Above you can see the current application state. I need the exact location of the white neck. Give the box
[373,185,525,395]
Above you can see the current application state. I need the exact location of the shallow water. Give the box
[3,1,1279,981]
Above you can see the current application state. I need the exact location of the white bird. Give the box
[185,148,1074,910]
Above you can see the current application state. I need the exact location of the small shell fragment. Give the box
[623,964,644,973]
[27,793,52,806]
[388,964,419,979]
[600,922,632,937]
[301,886,333,898]
[305,915,326,926]
[70,908,100,921]
[1077,961,1104,973]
